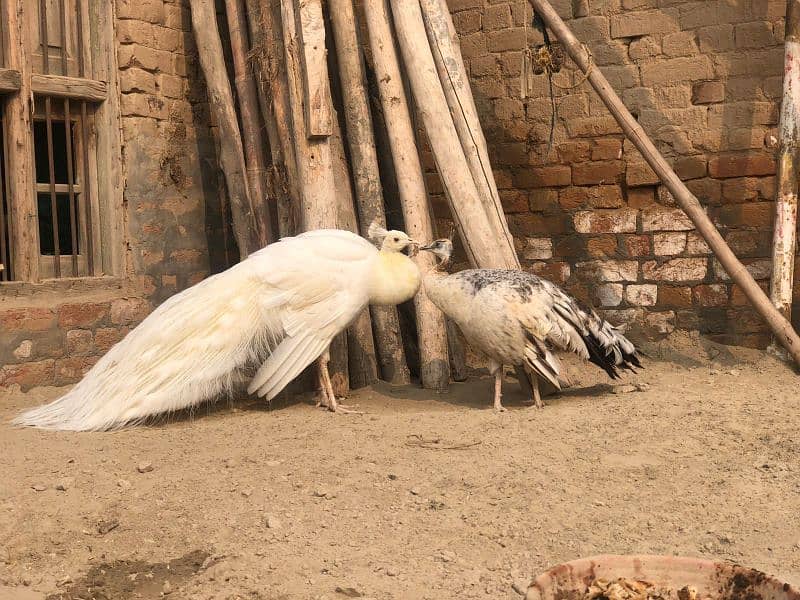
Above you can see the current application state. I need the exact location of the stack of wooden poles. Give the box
[187,0,523,395]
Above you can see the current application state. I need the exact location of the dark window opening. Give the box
[0,107,12,281]
[37,192,76,255]
[33,119,75,185]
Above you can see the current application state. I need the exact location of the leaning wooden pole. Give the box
[246,0,300,237]
[769,0,800,351]
[223,0,273,246]
[364,0,450,390]
[281,0,349,394]
[530,0,800,368]
[189,0,256,258]
[389,0,517,270]
[418,0,519,267]
[329,0,411,385]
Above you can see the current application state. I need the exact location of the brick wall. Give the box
[442,0,788,346]
[0,0,223,389]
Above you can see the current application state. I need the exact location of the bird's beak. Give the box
[419,242,435,251]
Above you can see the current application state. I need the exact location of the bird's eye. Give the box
[393,237,399,242]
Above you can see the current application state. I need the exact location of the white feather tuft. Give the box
[367,220,388,242]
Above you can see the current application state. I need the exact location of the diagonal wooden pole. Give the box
[530,0,800,368]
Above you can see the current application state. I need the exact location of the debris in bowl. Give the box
[584,578,713,600]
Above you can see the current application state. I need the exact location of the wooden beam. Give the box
[531,0,800,368]
[390,0,516,270]
[770,0,800,339]
[364,0,450,391]
[30,73,107,101]
[0,67,21,93]
[294,0,332,139]
[189,0,257,259]
[328,0,411,385]
[223,0,273,247]
[4,0,39,281]
[419,0,519,268]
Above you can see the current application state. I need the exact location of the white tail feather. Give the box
[12,264,284,431]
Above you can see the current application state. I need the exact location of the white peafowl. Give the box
[13,224,422,431]
[419,237,642,411]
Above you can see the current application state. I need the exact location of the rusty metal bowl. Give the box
[524,555,799,600]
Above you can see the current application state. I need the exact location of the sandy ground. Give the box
[1,331,800,600]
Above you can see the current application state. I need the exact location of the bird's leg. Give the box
[490,361,506,412]
[530,371,544,409]
[316,351,362,414]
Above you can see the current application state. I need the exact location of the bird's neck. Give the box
[368,251,421,305]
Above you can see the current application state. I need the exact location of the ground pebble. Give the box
[264,514,282,529]
[32,484,47,492]
[162,580,172,595]
[117,479,132,490]
[612,384,637,394]
[386,566,399,577]
[136,462,154,473]
[55,477,74,491]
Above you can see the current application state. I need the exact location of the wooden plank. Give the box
[329,0,410,385]
[363,0,450,391]
[0,67,21,92]
[89,0,123,275]
[31,73,106,101]
[293,0,332,139]
[4,0,40,281]
[190,0,257,259]
[390,0,515,270]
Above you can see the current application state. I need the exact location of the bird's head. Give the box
[368,221,419,255]
[420,238,454,267]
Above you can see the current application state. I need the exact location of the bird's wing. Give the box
[247,232,376,400]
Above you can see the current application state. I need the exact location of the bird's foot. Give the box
[316,392,362,414]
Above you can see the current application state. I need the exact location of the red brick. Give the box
[658,286,693,308]
[623,235,651,257]
[57,302,110,328]
[55,357,99,386]
[708,152,776,178]
[558,141,591,164]
[716,202,774,228]
[575,260,638,282]
[0,308,56,332]
[674,155,708,180]
[529,189,559,211]
[691,81,725,104]
[626,187,656,208]
[500,190,529,213]
[587,236,619,258]
[573,209,637,234]
[643,258,707,282]
[94,327,127,352]
[484,3,512,30]
[66,329,94,356]
[527,261,571,284]
[686,178,723,205]
[693,284,729,307]
[626,161,660,186]
[591,139,623,161]
[610,9,679,38]
[0,360,55,390]
[514,166,571,188]
[572,160,625,185]
[110,298,151,325]
[554,236,586,258]
[642,207,694,232]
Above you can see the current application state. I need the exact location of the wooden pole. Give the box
[281,0,348,394]
[769,0,800,352]
[223,0,273,247]
[364,0,450,391]
[190,0,256,259]
[418,0,519,268]
[329,0,411,385]
[530,0,800,368]
[330,110,380,388]
[246,0,300,237]
[389,0,517,270]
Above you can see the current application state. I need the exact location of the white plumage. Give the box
[420,239,642,410]
[14,227,421,431]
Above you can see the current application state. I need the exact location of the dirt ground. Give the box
[1,331,800,600]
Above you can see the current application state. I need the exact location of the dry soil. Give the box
[1,331,799,600]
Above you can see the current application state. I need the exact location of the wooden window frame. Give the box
[0,0,123,283]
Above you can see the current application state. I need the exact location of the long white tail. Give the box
[12,263,283,431]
